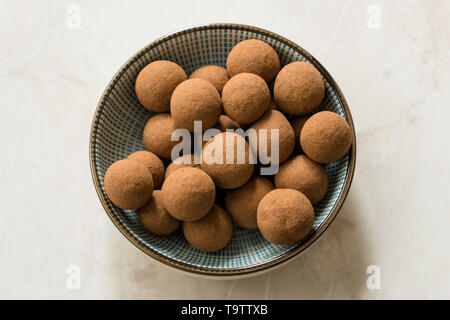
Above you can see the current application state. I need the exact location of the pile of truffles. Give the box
[103,39,352,252]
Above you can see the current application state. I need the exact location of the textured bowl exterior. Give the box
[89,24,356,277]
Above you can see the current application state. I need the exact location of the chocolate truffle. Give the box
[222,73,270,125]
[250,110,295,164]
[189,65,229,94]
[182,205,232,252]
[290,114,311,149]
[300,111,352,163]
[214,115,240,132]
[161,167,215,221]
[225,176,274,229]
[104,159,154,210]
[164,154,200,179]
[274,155,328,204]
[127,150,164,188]
[257,189,314,245]
[201,132,254,189]
[137,190,180,235]
[268,96,279,110]
[170,79,221,132]
[226,39,280,82]
[143,113,180,160]
[135,60,187,112]
[274,61,325,115]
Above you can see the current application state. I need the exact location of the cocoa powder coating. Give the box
[135,60,187,112]
[164,154,200,179]
[143,113,180,160]
[127,150,164,188]
[214,114,241,132]
[290,114,311,150]
[274,61,324,115]
[257,189,314,245]
[189,65,229,94]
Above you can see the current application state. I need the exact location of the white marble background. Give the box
[1,0,449,299]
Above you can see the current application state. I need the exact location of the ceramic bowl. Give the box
[89,23,356,278]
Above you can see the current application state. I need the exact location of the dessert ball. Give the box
[214,115,240,132]
[104,159,154,210]
[135,60,187,112]
[170,79,221,132]
[127,150,164,188]
[226,39,280,82]
[164,154,200,179]
[250,110,295,164]
[274,155,328,204]
[222,73,270,125]
[201,132,254,189]
[290,114,311,149]
[274,61,324,115]
[225,176,274,229]
[257,189,314,245]
[189,65,229,94]
[182,205,233,252]
[161,167,215,221]
[137,190,180,235]
[300,111,352,163]
[143,113,180,160]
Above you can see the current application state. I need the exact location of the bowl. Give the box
[89,23,356,278]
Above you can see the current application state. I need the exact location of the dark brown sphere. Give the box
[274,155,328,204]
[190,65,229,94]
[182,205,233,252]
[257,189,314,245]
[222,73,270,125]
[300,111,352,163]
[135,60,187,112]
[227,39,280,82]
[225,176,274,229]
[161,167,215,221]
[290,114,311,150]
[127,150,164,188]
[143,113,180,160]
[137,190,180,235]
[274,61,324,115]
[104,159,154,210]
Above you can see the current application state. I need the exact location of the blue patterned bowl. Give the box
[90,24,356,277]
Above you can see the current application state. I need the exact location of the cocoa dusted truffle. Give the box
[137,190,180,235]
[257,189,314,245]
[182,205,233,252]
[190,65,229,94]
[290,114,311,149]
[161,167,215,221]
[170,79,221,132]
[274,155,328,204]
[225,176,274,229]
[201,132,254,189]
[104,159,154,210]
[226,39,280,82]
[274,61,324,115]
[300,111,352,163]
[143,113,179,160]
[250,109,295,164]
[214,115,240,132]
[222,73,270,125]
[164,154,200,179]
[127,150,164,188]
[135,60,187,112]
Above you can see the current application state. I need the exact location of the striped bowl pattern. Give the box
[90,24,356,276]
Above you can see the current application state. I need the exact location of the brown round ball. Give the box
[222,73,270,125]
[225,176,274,229]
[135,60,187,112]
[250,110,295,164]
[143,113,179,160]
[104,159,154,210]
[300,111,352,163]
[274,155,328,204]
[214,115,241,132]
[137,190,180,235]
[170,79,221,132]
[190,65,229,94]
[227,39,280,82]
[290,114,311,149]
[182,205,232,252]
[201,132,254,189]
[257,189,314,245]
[274,61,325,115]
[127,151,164,188]
[164,154,200,179]
[161,167,215,221]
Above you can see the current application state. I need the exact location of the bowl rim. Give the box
[89,23,357,277]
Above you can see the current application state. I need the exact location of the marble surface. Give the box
[1,0,449,299]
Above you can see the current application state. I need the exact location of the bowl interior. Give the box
[91,25,351,274]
